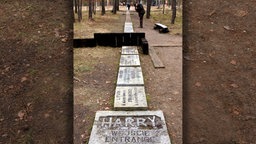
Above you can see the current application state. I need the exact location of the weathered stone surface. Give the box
[125,22,133,27]
[114,86,147,110]
[117,67,144,86]
[124,26,134,33]
[124,22,133,32]
[122,46,139,55]
[120,55,140,67]
[88,111,171,144]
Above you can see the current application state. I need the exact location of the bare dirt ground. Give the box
[183,0,256,143]
[1,1,256,144]
[74,6,182,144]
[1,1,73,143]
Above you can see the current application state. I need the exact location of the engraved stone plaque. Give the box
[114,86,147,110]
[124,23,133,32]
[124,26,134,33]
[122,46,139,55]
[120,55,140,67]
[125,22,133,27]
[88,111,171,144]
[117,67,144,86]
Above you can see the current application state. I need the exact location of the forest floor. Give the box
[1,1,255,144]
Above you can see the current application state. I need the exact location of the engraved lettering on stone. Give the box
[134,87,138,105]
[125,117,135,127]
[113,118,122,127]
[128,89,132,102]
[148,116,156,127]
[99,116,161,128]
[136,118,147,127]
[101,117,112,128]
[122,90,126,105]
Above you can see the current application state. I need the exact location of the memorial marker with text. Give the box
[88,111,171,144]
[117,67,144,86]
[114,86,147,110]
[121,46,139,55]
[120,55,141,67]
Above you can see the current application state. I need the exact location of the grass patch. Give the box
[76,65,92,73]
[28,69,39,76]
[73,49,96,75]
[110,96,115,108]
[146,94,151,105]
[74,11,124,38]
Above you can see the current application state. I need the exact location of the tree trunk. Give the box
[101,0,105,15]
[116,0,119,11]
[171,0,176,24]
[146,0,152,19]
[92,0,96,14]
[162,0,165,14]
[78,0,83,22]
[89,0,93,19]
[74,0,78,13]
[112,0,116,14]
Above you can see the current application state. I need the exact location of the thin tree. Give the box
[73,0,77,22]
[78,0,83,22]
[89,0,93,19]
[171,0,176,24]
[101,0,105,15]
[116,0,119,11]
[112,0,117,14]
[162,0,165,14]
[92,0,96,14]
[74,0,78,13]
[146,0,152,18]
[73,0,82,22]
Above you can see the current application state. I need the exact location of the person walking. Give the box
[127,2,131,10]
[135,2,145,28]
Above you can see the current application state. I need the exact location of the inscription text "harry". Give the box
[99,116,162,129]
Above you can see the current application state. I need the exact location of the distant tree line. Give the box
[74,0,181,23]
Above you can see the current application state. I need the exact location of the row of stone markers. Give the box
[88,10,171,144]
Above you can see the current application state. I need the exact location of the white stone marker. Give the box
[120,55,140,67]
[114,86,147,110]
[122,46,139,55]
[117,67,144,86]
[88,111,171,144]
[124,22,133,33]
[124,26,134,33]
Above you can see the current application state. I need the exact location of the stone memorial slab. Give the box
[125,22,133,27]
[120,55,140,67]
[88,111,171,144]
[124,26,134,33]
[124,23,133,33]
[122,46,139,55]
[117,67,144,86]
[114,86,147,110]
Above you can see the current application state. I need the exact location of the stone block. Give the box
[124,26,134,33]
[141,38,149,55]
[121,46,139,55]
[117,67,144,86]
[114,86,147,110]
[88,111,171,144]
[120,55,140,67]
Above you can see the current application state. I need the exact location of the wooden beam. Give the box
[149,47,165,68]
